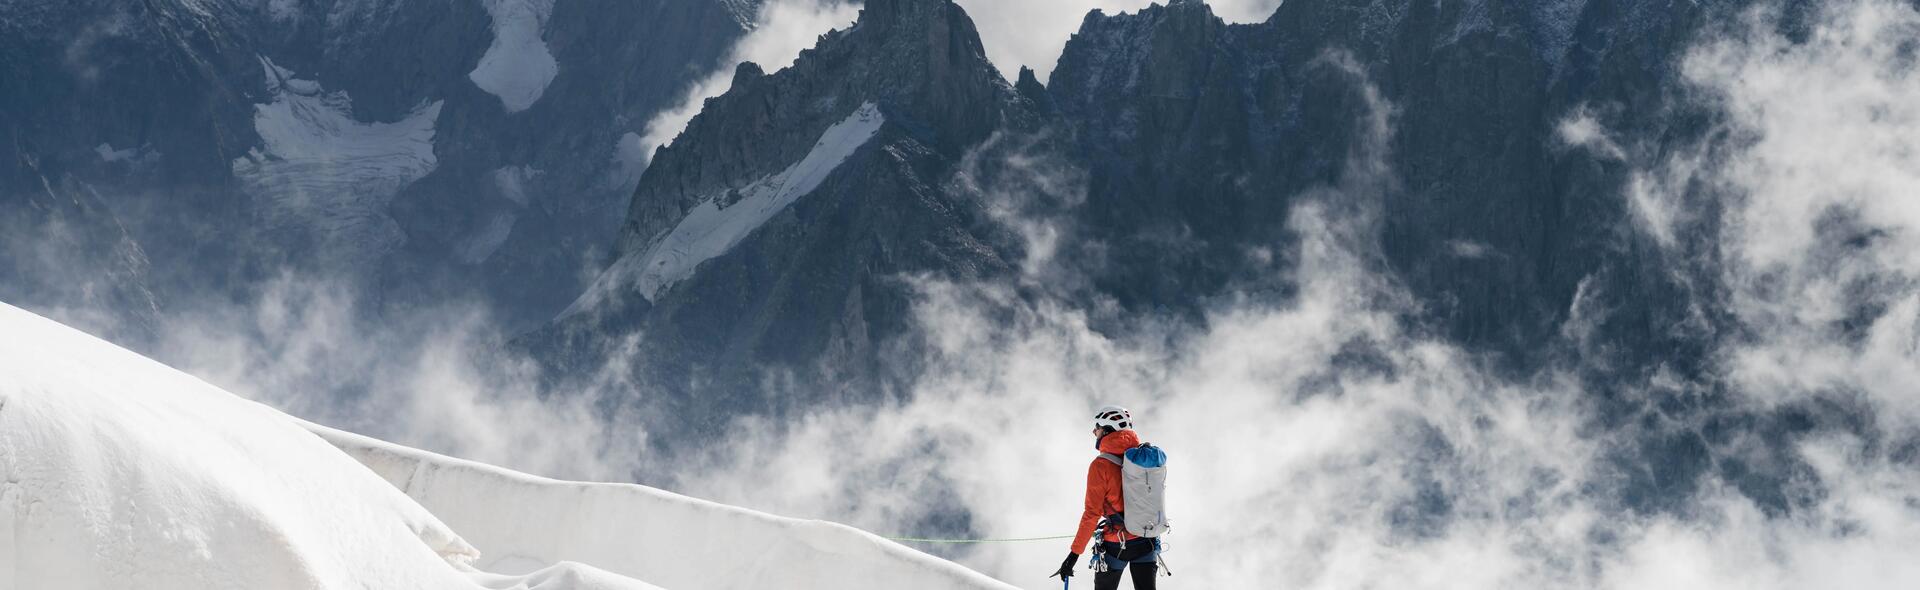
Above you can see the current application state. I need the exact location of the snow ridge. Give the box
[0,302,481,589]
[564,102,884,315]
[470,0,559,112]
[308,419,1018,590]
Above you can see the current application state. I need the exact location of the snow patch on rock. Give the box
[266,0,300,22]
[470,0,558,113]
[457,212,518,264]
[232,57,442,268]
[94,142,157,165]
[564,102,884,315]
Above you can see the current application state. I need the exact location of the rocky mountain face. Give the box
[0,0,759,338]
[1048,0,1741,510]
[534,0,1044,433]
[545,0,1819,511]
[1046,0,1719,370]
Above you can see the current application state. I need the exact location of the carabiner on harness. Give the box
[1088,518,1112,573]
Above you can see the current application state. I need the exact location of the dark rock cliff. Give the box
[531,0,1042,437]
[539,0,1825,514]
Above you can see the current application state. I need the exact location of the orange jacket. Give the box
[1070,429,1141,554]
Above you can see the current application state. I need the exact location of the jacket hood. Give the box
[1097,429,1141,454]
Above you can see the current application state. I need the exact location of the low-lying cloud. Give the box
[147,275,653,483]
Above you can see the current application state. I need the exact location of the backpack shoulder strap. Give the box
[1098,453,1123,466]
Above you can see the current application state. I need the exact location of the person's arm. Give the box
[1069,459,1106,554]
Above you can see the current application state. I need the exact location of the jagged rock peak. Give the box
[1015,65,1055,113]
[1015,65,1044,93]
[834,0,998,79]
[1052,0,1231,111]
[616,0,1023,260]
[1147,0,1223,21]
[731,61,766,89]
[858,0,975,30]
[667,0,1009,162]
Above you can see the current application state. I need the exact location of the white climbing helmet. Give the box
[1093,405,1133,432]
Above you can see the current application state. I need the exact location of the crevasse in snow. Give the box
[563,102,885,316]
[470,0,559,113]
[231,57,442,268]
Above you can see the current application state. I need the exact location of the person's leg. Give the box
[1092,541,1128,590]
[1126,563,1158,590]
[1093,566,1127,590]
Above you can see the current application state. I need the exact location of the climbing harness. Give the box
[1086,515,1175,577]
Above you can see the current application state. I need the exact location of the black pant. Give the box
[1092,538,1158,590]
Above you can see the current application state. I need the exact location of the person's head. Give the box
[1092,405,1132,439]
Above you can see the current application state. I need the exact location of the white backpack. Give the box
[1099,443,1169,538]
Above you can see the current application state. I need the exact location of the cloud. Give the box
[1557,107,1625,161]
[1659,0,1920,427]
[149,274,654,483]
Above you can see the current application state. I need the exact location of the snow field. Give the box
[470,0,559,113]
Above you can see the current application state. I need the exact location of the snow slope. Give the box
[311,423,1018,590]
[0,302,485,589]
[470,0,559,112]
[0,301,1015,589]
[565,102,885,314]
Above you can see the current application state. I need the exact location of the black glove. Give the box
[1050,552,1080,579]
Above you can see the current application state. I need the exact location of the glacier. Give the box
[470,0,559,113]
[232,57,442,269]
[565,102,885,315]
[0,301,1014,589]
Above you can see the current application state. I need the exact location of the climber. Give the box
[1050,405,1165,590]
